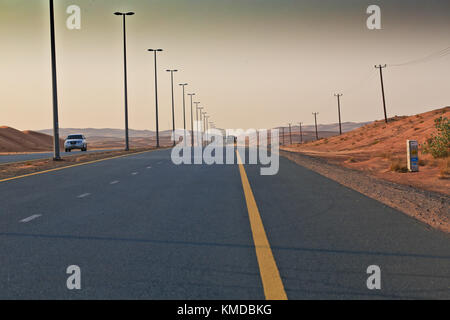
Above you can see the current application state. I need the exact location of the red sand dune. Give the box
[0,126,173,153]
[0,126,64,153]
[283,107,449,195]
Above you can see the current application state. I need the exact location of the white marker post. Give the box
[407,140,419,172]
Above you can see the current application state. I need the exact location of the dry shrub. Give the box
[438,157,450,179]
[390,158,408,173]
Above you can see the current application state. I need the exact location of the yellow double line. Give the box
[0,150,153,183]
[236,151,287,300]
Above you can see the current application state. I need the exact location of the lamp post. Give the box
[202,112,207,146]
[148,48,163,147]
[49,0,62,160]
[166,69,178,146]
[187,93,195,147]
[205,115,210,143]
[194,102,200,144]
[114,11,135,151]
[179,83,188,145]
[196,105,203,146]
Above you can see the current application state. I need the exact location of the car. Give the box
[64,134,88,152]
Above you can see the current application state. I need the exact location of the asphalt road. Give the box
[0,149,120,165]
[0,148,449,299]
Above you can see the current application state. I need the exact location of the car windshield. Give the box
[67,135,83,140]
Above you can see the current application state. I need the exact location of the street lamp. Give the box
[179,83,188,145]
[196,105,203,146]
[205,116,210,143]
[49,0,61,160]
[187,93,195,147]
[148,48,163,148]
[202,111,207,146]
[166,69,178,146]
[114,11,135,151]
[194,102,200,145]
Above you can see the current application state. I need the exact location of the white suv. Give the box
[64,134,88,152]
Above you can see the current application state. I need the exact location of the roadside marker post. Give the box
[407,140,419,172]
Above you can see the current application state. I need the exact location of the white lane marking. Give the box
[20,215,42,223]
[131,172,138,175]
[77,193,91,198]
[146,166,152,169]
[110,180,120,185]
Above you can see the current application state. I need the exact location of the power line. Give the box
[341,69,378,95]
[389,45,450,67]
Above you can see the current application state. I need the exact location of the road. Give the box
[0,149,120,165]
[0,148,449,299]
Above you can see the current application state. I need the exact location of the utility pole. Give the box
[312,112,319,140]
[166,69,178,146]
[49,0,61,160]
[298,122,303,144]
[334,93,343,135]
[179,83,188,145]
[281,127,285,145]
[114,11,135,152]
[187,93,195,147]
[375,64,388,123]
[148,49,163,147]
[288,123,292,145]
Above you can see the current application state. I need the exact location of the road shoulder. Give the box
[281,150,450,234]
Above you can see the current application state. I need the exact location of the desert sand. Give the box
[0,126,173,153]
[282,107,449,195]
[0,126,64,153]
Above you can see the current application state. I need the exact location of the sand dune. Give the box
[283,107,450,195]
[0,126,64,153]
[0,126,174,153]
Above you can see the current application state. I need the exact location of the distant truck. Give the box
[64,134,88,152]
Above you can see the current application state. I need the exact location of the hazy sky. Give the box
[1,0,450,131]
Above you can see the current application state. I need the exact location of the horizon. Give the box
[1,0,450,131]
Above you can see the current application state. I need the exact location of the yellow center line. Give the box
[236,150,288,300]
[0,149,155,184]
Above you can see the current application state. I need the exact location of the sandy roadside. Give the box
[281,150,450,234]
[0,148,159,181]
